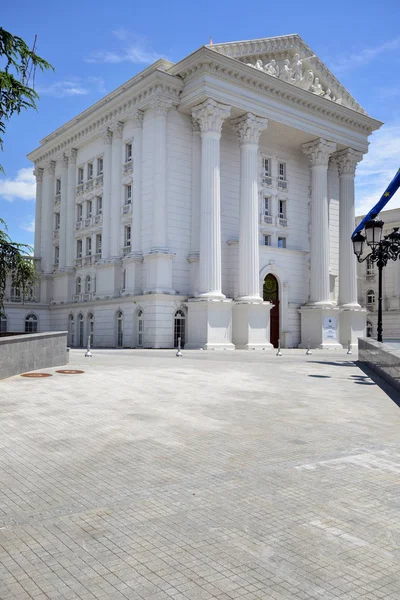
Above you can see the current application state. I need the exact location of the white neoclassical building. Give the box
[356,208,400,341]
[3,35,382,349]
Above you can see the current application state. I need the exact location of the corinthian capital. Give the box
[333,148,363,176]
[128,109,144,129]
[34,166,44,183]
[61,153,69,169]
[302,138,337,167]
[110,121,124,139]
[191,99,231,135]
[101,127,113,145]
[67,148,78,163]
[43,160,56,175]
[231,113,268,145]
[151,96,173,117]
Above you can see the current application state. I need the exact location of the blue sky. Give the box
[1,0,399,246]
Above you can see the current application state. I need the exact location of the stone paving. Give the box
[0,348,399,600]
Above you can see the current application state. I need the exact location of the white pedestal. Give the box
[143,253,175,294]
[96,261,122,298]
[52,270,74,303]
[186,299,235,350]
[123,254,143,296]
[339,308,366,350]
[232,302,273,350]
[299,305,343,349]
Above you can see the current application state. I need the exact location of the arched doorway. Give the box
[263,274,279,348]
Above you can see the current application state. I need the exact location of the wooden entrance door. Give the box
[263,274,280,348]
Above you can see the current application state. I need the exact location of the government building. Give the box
[2,35,382,349]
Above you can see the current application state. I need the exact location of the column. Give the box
[188,117,201,295]
[65,148,77,269]
[110,121,124,259]
[58,154,68,269]
[40,160,56,273]
[33,166,43,259]
[232,113,268,301]
[302,138,336,305]
[129,110,144,256]
[150,98,171,253]
[101,128,113,260]
[335,148,362,307]
[192,99,231,298]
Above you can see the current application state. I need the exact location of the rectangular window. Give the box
[78,167,84,185]
[56,178,61,195]
[125,184,132,204]
[124,226,131,247]
[96,234,102,254]
[54,246,59,265]
[264,235,271,246]
[77,239,82,258]
[55,212,60,230]
[77,204,83,220]
[86,237,92,256]
[264,197,270,217]
[278,237,286,248]
[263,158,271,177]
[278,162,286,180]
[125,142,132,162]
[96,196,102,215]
[87,163,93,180]
[97,157,103,175]
[279,200,286,218]
[86,200,92,218]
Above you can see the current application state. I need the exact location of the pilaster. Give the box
[188,117,201,296]
[101,128,113,260]
[65,148,77,269]
[110,121,124,259]
[58,154,68,270]
[33,166,43,259]
[41,160,56,274]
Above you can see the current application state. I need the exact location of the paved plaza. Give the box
[0,349,399,600]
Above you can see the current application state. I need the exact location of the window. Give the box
[264,197,270,217]
[264,235,271,246]
[56,178,61,195]
[77,204,83,221]
[86,237,92,256]
[96,196,102,215]
[278,162,286,181]
[125,184,132,205]
[125,142,132,163]
[97,157,103,175]
[55,212,60,230]
[121,269,126,291]
[174,310,186,348]
[279,200,287,219]
[263,158,271,177]
[86,200,92,218]
[11,287,21,301]
[87,163,93,180]
[96,234,102,255]
[78,167,84,185]
[117,311,124,347]
[78,314,84,347]
[367,290,375,308]
[88,313,94,346]
[25,314,38,333]
[54,246,60,266]
[124,226,131,247]
[0,314,7,333]
[366,257,375,276]
[77,239,83,258]
[69,315,75,346]
[85,274,91,293]
[278,237,287,249]
[76,277,82,294]
[137,310,143,347]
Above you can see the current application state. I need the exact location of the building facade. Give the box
[356,208,400,341]
[4,35,381,349]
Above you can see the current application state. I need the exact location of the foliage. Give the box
[0,218,38,312]
[0,27,53,172]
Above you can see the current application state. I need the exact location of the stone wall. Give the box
[0,331,68,380]
[358,337,400,392]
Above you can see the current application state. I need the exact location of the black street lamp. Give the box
[352,219,400,342]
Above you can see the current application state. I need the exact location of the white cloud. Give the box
[86,30,167,65]
[330,36,400,73]
[0,168,36,202]
[37,76,106,98]
[21,219,35,233]
[356,121,400,216]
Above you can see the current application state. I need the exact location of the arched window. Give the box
[0,314,7,333]
[117,311,124,347]
[25,314,38,333]
[137,309,143,347]
[78,313,84,347]
[366,321,373,338]
[367,290,375,309]
[85,274,91,293]
[76,277,82,294]
[69,314,75,346]
[174,309,185,348]
[87,313,94,346]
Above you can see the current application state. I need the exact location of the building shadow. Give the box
[356,362,400,408]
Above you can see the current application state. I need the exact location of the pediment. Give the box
[208,35,367,115]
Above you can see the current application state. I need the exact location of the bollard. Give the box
[85,335,92,358]
[176,337,182,357]
[347,340,352,355]
[276,338,282,356]
[306,339,312,355]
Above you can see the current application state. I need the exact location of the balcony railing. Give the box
[76,183,84,195]
[75,257,83,267]
[83,292,93,302]
[122,245,131,256]
[85,180,94,191]
[122,203,132,214]
[367,303,374,312]
[94,174,103,187]
[366,272,375,280]
[53,229,60,239]
[54,194,61,206]
[123,161,133,174]
[277,178,288,191]
[7,294,37,303]
[263,214,273,224]
[83,255,93,266]
[85,217,92,227]
[278,216,288,227]
[75,220,83,230]
[261,175,272,187]
[94,214,103,225]
[94,252,101,263]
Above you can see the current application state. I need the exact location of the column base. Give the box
[185,298,235,350]
[299,304,343,349]
[232,302,273,350]
[339,306,367,350]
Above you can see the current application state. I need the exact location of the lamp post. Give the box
[352,219,400,342]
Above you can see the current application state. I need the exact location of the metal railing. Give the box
[277,178,288,191]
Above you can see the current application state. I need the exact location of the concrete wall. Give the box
[358,337,400,392]
[0,331,68,380]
